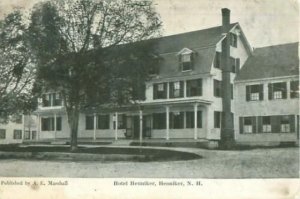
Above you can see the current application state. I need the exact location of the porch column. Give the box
[166,106,170,140]
[54,113,57,140]
[194,103,198,140]
[115,112,118,140]
[183,80,187,98]
[93,113,97,140]
[139,110,143,143]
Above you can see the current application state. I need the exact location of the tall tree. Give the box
[28,0,161,150]
[0,11,36,122]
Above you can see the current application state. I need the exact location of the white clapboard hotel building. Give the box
[2,8,298,147]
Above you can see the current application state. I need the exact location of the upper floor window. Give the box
[169,81,184,98]
[148,56,160,75]
[214,52,221,69]
[42,92,62,107]
[214,80,222,97]
[290,80,299,98]
[230,33,238,47]
[268,82,287,100]
[246,84,263,101]
[186,79,202,97]
[178,48,194,71]
[153,83,167,99]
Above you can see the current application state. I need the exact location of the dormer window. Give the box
[177,48,194,72]
[149,54,160,75]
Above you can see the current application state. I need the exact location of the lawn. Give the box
[0,146,298,178]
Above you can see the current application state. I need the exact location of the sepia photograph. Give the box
[0,0,299,198]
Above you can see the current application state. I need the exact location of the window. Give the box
[97,115,110,129]
[290,80,299,98]
[230,33,237,47]
[186,79,202,97]
[53,93,62,106]
[262,116,271,133]
[281,116,290,133]
[230,57,240,73]
[0,129,6,139]
[42,117,61,131]
[153,83,167,99]
[186,111,202,128]
[243,117,253,133]
[268,82,287,100]
[239,117,257,134]
[246,84,263,101]
[11,114,22,124]
[113,114,126,129]
[214,111,221,128]
[153,113,166,129]
[169,112,184,129]
[13,130,22,139]
[85,115,94,130]
[42,93,62,107]
[149,57,160,75]
[24,131,30,140]
[179,53,193,71]
[56,117,62,131]
[214,52,221,69]
[214,80,222,97]
[169,81,183,98]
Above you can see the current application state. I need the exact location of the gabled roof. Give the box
[153,23,238,54]
[236,42,299,81]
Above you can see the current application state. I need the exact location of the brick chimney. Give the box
[222,8,230,33]
[220,8,235,149]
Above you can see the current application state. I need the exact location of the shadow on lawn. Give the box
[0,145,201,162]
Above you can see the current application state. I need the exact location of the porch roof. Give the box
[84,98,212,114]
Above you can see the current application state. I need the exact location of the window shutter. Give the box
[236,58,240,73]
[180,81,184,97]
[239,117,243,134]
[252,117,257,133]
[271,116,281,133]
[282,83,287,99]
[268,84,273,100]
[191,53,195,70]
[198,79,202,96]
[169,82,173,98]
[164,83,168,98]
[246,86,250,101]
[259,84,264,100]
[257,116,263,133]
[178,55,182,71]
[290,115,295,133]
[153,84,158,99]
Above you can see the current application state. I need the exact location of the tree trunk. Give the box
[67,107,80,151]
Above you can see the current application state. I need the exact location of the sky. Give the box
[0,0,298,47]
